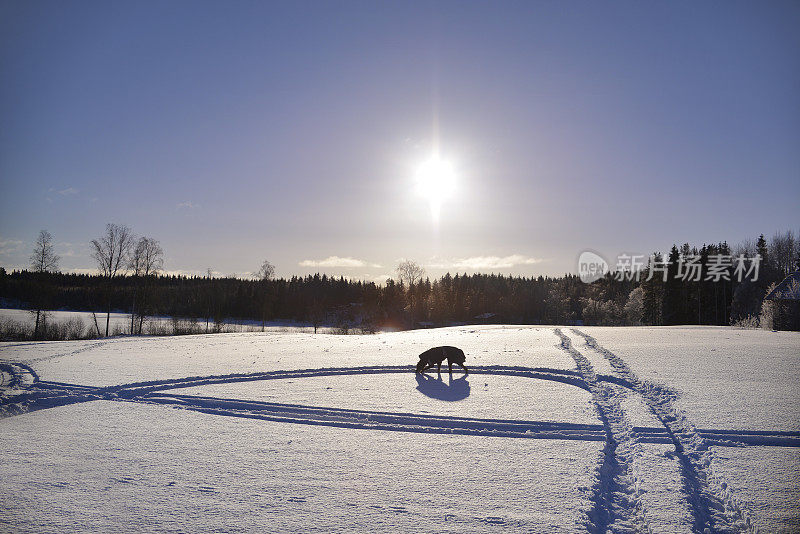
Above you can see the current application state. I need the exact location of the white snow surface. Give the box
[1,325,798,533]
[1,401,600,533]
[579,326,800,432]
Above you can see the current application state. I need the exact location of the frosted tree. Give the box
[769,230,796,277]
[624,287,644,325]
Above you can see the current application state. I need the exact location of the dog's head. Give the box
[415,359,428,373]
[450,349,466,364]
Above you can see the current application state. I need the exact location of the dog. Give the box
[415,346,468,375]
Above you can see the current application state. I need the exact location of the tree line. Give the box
[1,226,797,339]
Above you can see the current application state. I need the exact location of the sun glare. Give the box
[415,156,456,219]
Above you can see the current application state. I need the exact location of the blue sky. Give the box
[1,1,798,281]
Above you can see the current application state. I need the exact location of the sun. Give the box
[415,156,456,219]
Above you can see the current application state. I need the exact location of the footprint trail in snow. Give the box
[567,328,757,534]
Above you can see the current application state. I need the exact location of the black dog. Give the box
[415,346,468,375]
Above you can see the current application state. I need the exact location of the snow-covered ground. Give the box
[1,325,798,533]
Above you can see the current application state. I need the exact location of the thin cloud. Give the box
[48,187,79,196]
[428,254,543,271]
[177,201,200,210]
[55,242,89,258]
[369,274,392,285]
[299,256,382,268]
[0,238,24,256]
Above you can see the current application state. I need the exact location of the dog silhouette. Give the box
[415,346,468,375]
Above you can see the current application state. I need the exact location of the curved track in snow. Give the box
[3,364,795,449]
[2,343,796,534]
[0,361,39,388]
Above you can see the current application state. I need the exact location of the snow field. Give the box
[1,324,798,532]
[0,400,600,533]
[1,326,574,388]
[579,327,800,432]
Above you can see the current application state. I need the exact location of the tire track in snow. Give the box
[96,365,592,397]
[0,361,39,387]
[22,339,115,364]
[554,328,650,534]
[5,366,800,448]
[133,392,613,441]
[571,329,757,534]
[6,371,797,447]
[1,365,588,419]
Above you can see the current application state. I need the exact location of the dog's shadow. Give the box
[415,373,470,401]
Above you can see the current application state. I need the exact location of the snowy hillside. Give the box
[1,326,798,533]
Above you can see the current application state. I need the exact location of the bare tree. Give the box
[257,260,275,281]
[395,259,425,287]
[31,230,60,273]
[396,260,425,321]
[91,223,134,336]
[130,237,164,277]
[30,230,60,338]
[129,237,164,334]
[258,260,275,331]
[203,267,214,333]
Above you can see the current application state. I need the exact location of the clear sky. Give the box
[1,1,798,281]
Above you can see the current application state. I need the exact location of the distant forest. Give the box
[2,230,797,338]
